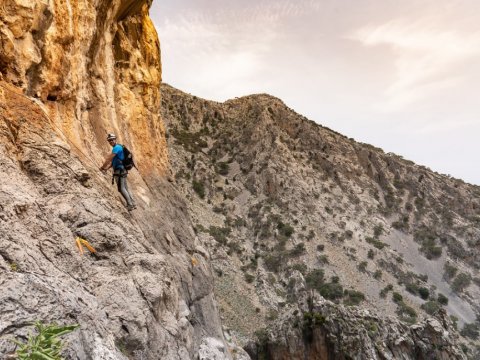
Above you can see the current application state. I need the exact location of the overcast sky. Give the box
[150,0,480,185]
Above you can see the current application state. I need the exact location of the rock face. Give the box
[162,84,480,358]
[0,1,230,359]
[246,295,466,360]
[0,0,167,174]
[0,79,227,359]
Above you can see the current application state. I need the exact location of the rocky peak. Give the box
[162,83,480,358]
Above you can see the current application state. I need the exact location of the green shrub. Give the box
[373,270,382,279]
[277,222,294,238]
[302,312,326,341]
[195,224,208,233]
[358,261,368,273]
[306,271,344,301]
[443,263,458,281]
[302,312,326,330]
[392,292,403,304]
[307,312,326,326]
[316,244,325,252]
[414,226,442,260]
[264,253,284,273]
[289,263,307,275]
[307,230,315,241]
[451,273,471,293]
[397,302,417,324]
[373,224,384,238]
[419,239,442,260]
[421,300,441,315]
[366,237,387,250]
[460,323,480,340]
[383,190,398,212]
[405,283,419,295]
[392,215,409,231]
[450,315,458,330]
[441,235,467,260]
[13,321,79,360]
[319,282,344,301]
[318,255,329,264]
[343,290,365,306]
[418,287,430,300]
[227,241,242,255]
[208,226,231,244]
[245,273,255,283]
[192,180,206,198]
[380,284,393,298]
[305,269,325,292]
[233,217,247,228]
[437,293,449,305]
[171,128,208,152]
[290,243,306,257]
[367,249,375,259]
[216,162,230,175]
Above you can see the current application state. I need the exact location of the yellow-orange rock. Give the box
[0,0,167,176]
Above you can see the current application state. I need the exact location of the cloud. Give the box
[350,18,480,111]
[151,0,480,184]
[414,118,478,135]
[157,16,272,99]
[155,0,322,99]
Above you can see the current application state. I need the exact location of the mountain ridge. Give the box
[164,82,479,188]
[162,82,480,358]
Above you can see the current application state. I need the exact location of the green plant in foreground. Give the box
[192,179,206,199]
[14,321,79,360]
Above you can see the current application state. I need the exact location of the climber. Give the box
[99,133,137,211]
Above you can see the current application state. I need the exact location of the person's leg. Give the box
[122,174,136,206]
[115,170,134,207]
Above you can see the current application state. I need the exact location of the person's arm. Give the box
[100,153,115,171]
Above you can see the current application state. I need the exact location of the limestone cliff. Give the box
[0,1,236,359]
[0,0,167,175]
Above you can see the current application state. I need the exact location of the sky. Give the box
[150,0,480,185]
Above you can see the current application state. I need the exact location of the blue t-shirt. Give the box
[112,144,124,170]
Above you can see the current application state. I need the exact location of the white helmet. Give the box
[106,133,116,141]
